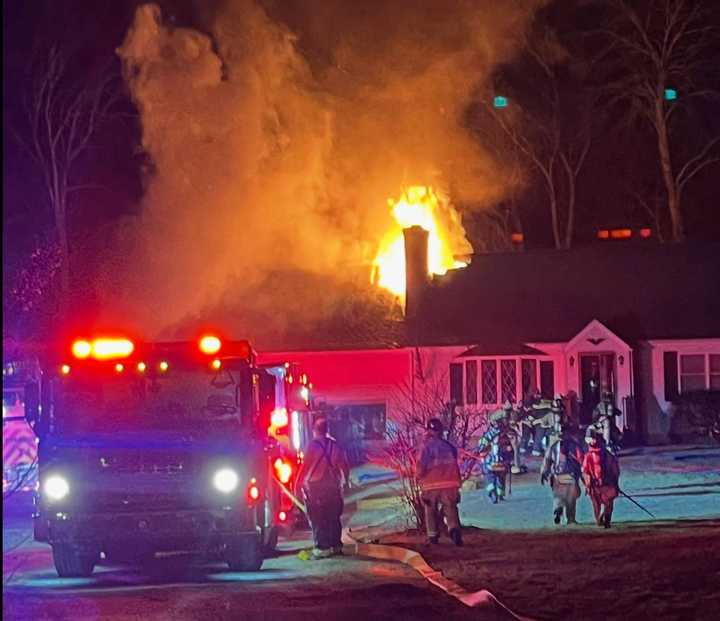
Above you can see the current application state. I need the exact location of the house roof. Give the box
[417,242,720,345]
[458,343,547,356]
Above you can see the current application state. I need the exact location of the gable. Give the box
[564,319,632,353]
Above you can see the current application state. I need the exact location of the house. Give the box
[260,232,720,445]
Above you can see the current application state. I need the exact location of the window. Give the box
[710,355,720,390]
[680,354,707,393]
[501,360,517,403]
[450,363,464,405]
[540,361,555,398]
[465,361,478,405]
[521,359,537,400]
[663,351,679,401]
[481,360,497,404]
[678,353,720,393]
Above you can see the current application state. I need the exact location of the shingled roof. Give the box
[416,242,720,346]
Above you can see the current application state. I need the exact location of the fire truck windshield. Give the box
[55,370,244,433]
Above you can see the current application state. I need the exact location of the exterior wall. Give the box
[641,338,720,444]
[257,345,469,424]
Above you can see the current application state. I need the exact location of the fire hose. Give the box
[272,477,534,620]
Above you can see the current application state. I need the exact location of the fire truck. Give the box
[25,334,312,577]
[3,358,40,494]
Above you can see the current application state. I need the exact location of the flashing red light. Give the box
[115,363,125,373]
[73,338,135,360]
[270,407,289,428]
[159,361,169,372]
[137,362,147,373]
[61,364,71,375]
[199,335,222,355]
[248,484,260,501]
[273,458,293,484]
[610,228,632,239]
[510,232,524,244]
[278,511,288,523]
[597,229,610,240]
[639,228,652,238]
[211,359,222,370]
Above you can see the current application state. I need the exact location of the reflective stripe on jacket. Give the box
[417,437,461,492]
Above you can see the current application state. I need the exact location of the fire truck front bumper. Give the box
[36,506,260,551]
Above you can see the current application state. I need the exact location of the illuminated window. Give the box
[679,354,720,392]
[481,361,497,404]
[711,355,720,390]
[521,359,537,400]
[501,360,517,403]
[680,354,706,392]
[465,361,478,405]
[450,363,464,405]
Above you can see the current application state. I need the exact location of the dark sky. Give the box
[3,0,720,264]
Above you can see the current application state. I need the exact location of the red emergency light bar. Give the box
[66,338,254,366]
[72,338,134,360]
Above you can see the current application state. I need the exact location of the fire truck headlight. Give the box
[44,475,70,501]
[213,468,240,494]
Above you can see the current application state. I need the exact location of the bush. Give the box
[670,390,720,444]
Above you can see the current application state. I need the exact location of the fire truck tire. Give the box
[226,535,263,571]
[52,543,97,577]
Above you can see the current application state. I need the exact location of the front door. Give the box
[579,353,615,425]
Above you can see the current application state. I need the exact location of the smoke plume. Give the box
[105,0,543,346]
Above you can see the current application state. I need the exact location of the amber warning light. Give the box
[72,338,135,360]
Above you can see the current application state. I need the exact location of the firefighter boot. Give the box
[450,528,463,547]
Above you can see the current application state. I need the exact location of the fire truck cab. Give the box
[26,335,294,577]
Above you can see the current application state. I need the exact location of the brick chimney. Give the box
[403,226,430,328]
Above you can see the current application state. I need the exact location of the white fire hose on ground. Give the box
[272,478,536,621]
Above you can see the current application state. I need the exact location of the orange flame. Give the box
[372,186,469,298]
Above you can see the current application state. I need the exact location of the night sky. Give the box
[3,0,720,339]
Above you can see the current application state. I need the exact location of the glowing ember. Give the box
[372,186,470,298]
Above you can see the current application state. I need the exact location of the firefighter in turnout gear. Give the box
[541,422,584,525]
[507,401,528,475]
[416,418,463,546]
[478,409,515,504]
[586,391,623,455]
[582,430,621,528]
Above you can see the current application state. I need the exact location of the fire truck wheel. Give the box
[226,535,263,572]
[52,543,98,577]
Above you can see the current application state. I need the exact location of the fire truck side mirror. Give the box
[24,382,40,429]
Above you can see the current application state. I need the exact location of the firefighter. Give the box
[416,418,463,546]
[506,401,527,475]
[478,410,515,504]
[586,391,623,454]
[296,417,350,559]
[541,421,584,525]
[582,430,620,528]
[531,393,554,456]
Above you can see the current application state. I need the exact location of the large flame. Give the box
[372,186,470,298]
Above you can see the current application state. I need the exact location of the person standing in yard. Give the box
[478,410,515,504]
[582,430,621,528]
[416,418,463,546]
[296,417,350,559]
[541,422,584,525]
[586,391,623,454]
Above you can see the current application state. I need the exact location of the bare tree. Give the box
[385,358,488,529]
[478,21,594,249]
[599,0,720,242]
[13,45,119,307]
